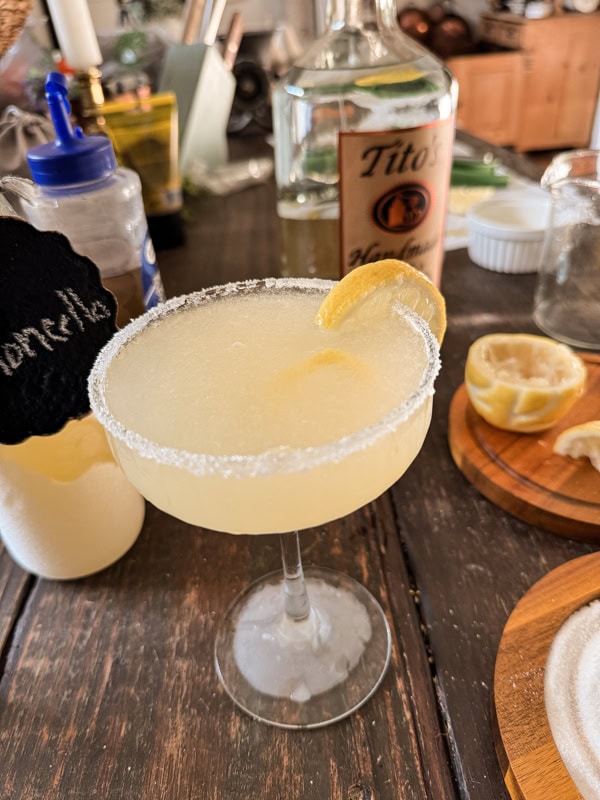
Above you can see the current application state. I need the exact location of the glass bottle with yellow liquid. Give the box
[272,0,457,285]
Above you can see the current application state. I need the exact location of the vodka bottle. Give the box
[272,0,457,285]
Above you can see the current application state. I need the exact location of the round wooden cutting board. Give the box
[493,552,600,800]
[448,354,600,541]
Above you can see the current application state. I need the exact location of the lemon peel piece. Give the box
[314,259,446,344]
[464,333,587,433]
[355,67,426,86]
[271,348,372,390]
[553,421,600,472]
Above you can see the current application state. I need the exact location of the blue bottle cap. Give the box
[27,72,117,187]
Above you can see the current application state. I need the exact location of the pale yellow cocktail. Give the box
[88,266,443,729]
[89,279,438,534]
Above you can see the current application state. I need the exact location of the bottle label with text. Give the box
[338,118,455,287]
[141,233,166,310]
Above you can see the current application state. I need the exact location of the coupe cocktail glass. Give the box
[88,277,440,728]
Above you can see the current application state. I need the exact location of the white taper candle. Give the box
[46,0,103,71]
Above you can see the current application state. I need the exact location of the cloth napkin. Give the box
[0,104,54,178]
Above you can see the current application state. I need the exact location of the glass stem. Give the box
[280,532,311,621]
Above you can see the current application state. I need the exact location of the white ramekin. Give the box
[466,194,550,273]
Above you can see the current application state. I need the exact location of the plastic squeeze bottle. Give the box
[1,72,165,328]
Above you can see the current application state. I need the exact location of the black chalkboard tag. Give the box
[0,216,118,444]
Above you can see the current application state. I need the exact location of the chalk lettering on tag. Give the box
[0,289,112,377]
[0,217,118,443]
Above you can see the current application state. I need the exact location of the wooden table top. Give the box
[0,134,596,800]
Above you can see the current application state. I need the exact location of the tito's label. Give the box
[338,118,454,287]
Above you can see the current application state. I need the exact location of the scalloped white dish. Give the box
[466,193,550,273]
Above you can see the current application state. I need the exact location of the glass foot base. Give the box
[214,566,391,728]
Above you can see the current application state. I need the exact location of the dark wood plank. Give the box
[395,249,597,800]
[159,171,281,294]
[0,499,456,799]
[0,544,31,652]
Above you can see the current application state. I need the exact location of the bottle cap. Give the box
[27,72,117,187]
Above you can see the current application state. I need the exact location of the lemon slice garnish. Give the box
[314,259,446,344]
[355,67,426,87]
[553,421,600,471]
[464,333,587,433]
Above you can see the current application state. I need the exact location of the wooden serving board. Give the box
[493,552,600,800]
[448,354,600,541]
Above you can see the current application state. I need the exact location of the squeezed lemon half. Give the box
[464,333,587,433]
[554,421,600,472]
[314,259,447,344]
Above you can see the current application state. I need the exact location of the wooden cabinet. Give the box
[447,12,600,151]
[447,51,524,147]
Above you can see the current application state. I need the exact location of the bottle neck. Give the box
[72,67,107,136]
[326,0,398,31]
[40,172,116,196]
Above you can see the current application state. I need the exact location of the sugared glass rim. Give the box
[88,277,441,478]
